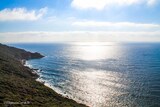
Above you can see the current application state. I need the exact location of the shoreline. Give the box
[24,60,87,106]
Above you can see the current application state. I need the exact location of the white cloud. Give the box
[147,0,157,6]
[72,21,160,30]
[71,0,159,10]
[0,31,160,43]
[0,7,47,21]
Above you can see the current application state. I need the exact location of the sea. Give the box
[9,42,160,107]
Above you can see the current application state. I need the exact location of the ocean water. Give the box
[10,42,160,107]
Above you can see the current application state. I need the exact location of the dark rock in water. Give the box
[32,68,39,71]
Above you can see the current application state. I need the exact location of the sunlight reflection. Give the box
[69,69,128,107]
[71,42,119,60]
[64,42,129,106]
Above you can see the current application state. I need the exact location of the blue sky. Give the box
[0,0,160,43]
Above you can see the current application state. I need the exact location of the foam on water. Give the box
[24,61,33,68]
[25,61,70,98]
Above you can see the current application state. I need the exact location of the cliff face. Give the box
[0,43,86,107]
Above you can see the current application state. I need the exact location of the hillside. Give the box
[0,43,86,107]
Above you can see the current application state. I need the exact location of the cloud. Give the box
[71,0,159,10]
[147,0,157,6]
[0,7,47,21]
[72,21,160,31]
[0,31,160,43]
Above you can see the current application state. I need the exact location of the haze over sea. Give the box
[10,42,160,107]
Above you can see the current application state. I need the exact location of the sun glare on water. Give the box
[71,42,119,60]
[65,42,126,107]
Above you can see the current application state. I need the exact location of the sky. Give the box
[0,0,160,43]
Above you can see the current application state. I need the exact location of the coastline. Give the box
[0,43,87,107]
[24,60,84,106]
